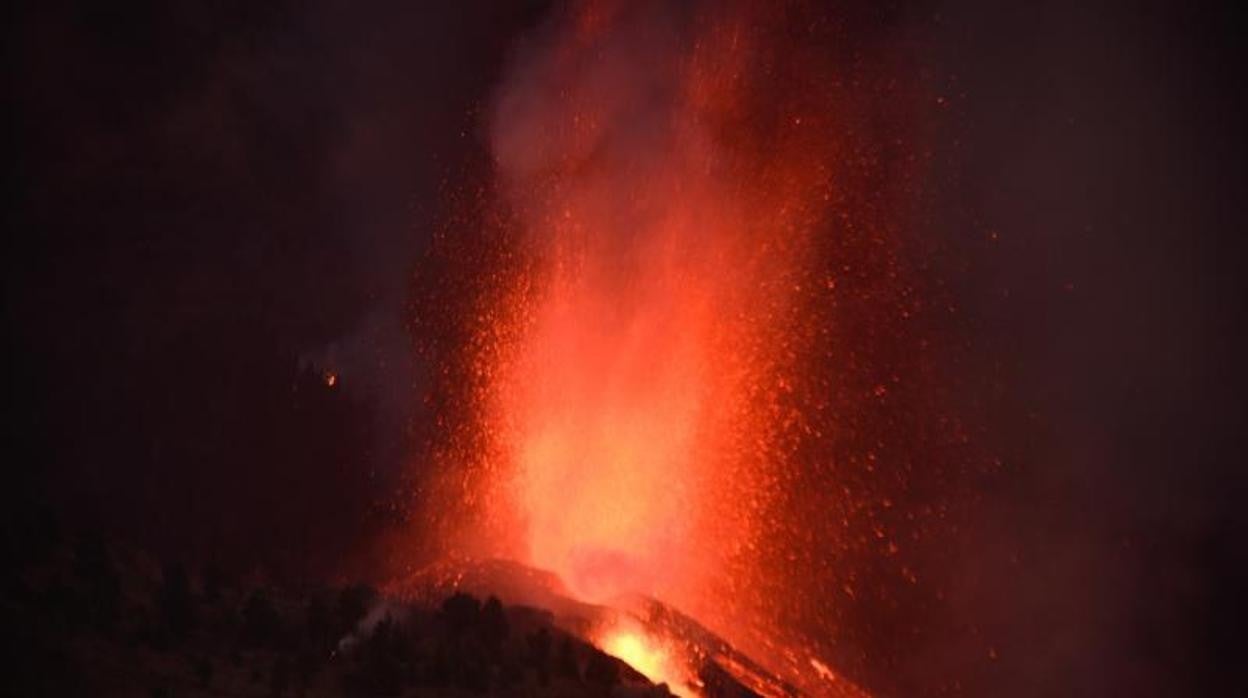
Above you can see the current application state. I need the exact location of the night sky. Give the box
[7,1,1246,695]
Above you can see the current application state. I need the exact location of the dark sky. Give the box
[6,0,1246,695]
[921,2,1247,694]
[8,0,549,575]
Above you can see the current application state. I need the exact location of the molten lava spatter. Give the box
[483,0,837,604]
[408,0,962,695]
[472,0,840,653]
[597,622,694,695]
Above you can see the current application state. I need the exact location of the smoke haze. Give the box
[8,1,1245,695]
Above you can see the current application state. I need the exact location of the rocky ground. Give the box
[1,523,674,697]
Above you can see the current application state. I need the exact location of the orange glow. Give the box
[409,0,943,695]
[597,622,696,696]
[484,0,833,612]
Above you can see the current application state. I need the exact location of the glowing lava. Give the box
[409,0,952,695]
[481,0,836,613]
[597,622,697,696]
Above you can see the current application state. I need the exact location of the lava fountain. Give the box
[408,0,954,695]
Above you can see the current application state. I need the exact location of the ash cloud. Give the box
[489,1,691,189]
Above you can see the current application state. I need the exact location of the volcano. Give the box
[403,2,948,695]
[391,558,869,698]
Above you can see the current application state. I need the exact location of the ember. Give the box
[597,622,694,696]
[411,0,948,694]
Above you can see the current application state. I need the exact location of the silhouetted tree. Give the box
[193,657,214,688]
[305,595,332,650]
[270,655,291,697]
[5,502,61,569]
[72,535,120,632]
[336,584,375,636]
[368,615,394,657]
[555,635,580,680]
[295,648,321,695]
[364,619,406,696]
[585,648,621,693]
[388,615,415,666]
[243,589,282,647]
[427,641,451,686]
[159,561,197,641]
[498,655,525,689]
[440,592,481,638]
[202,564,224,605]
[528,627,552,685]
[480,595,508,657]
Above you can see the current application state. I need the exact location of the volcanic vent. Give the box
[403,1,949,695]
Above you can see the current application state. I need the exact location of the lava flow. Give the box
[596,621,693,695]
[407,0,953,695]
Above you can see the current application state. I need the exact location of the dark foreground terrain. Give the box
[1,518,674,698]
